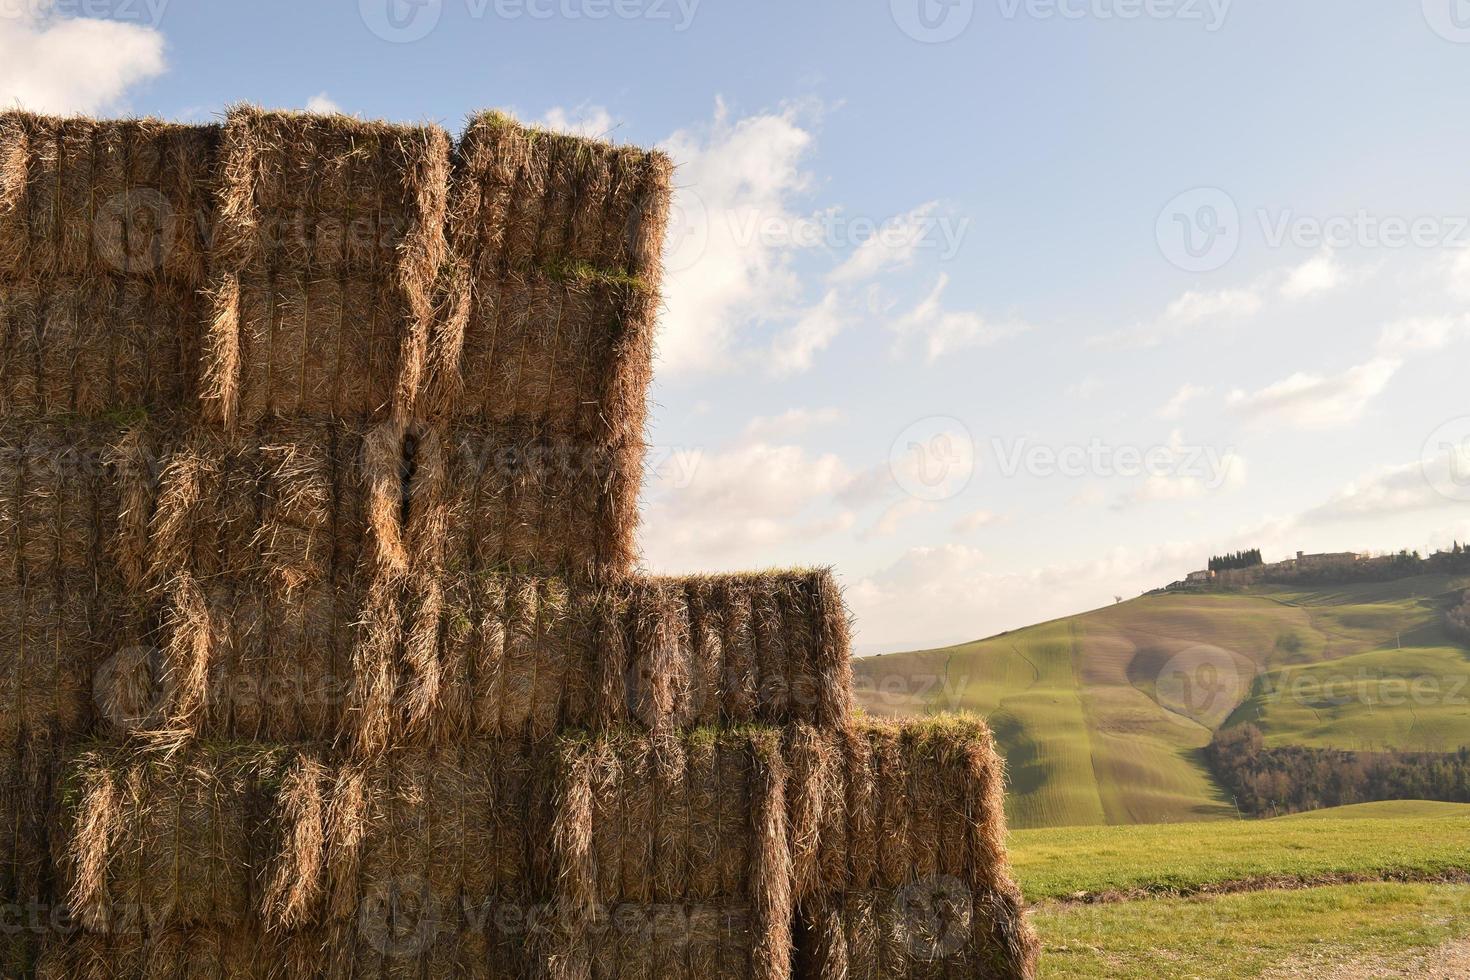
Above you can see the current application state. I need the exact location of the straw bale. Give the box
[56,744,323,933]
[0,420,129,587]
[434,424,640,579]
[0,277,205,418]
[450,112,671,280]
[436,269,658,448]
[417,570,853,741]
[0,112,219,284]
[204,107,450,428]
[211,106,448,282]
[0,732,64,922]
[790,718,1040,980]
[0,575,103,746]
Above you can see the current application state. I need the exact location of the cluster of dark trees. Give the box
[1209,549,1263,572]
[1206,725,1470,816]
[1214,548,1470,588]
[1448,591,1470,644]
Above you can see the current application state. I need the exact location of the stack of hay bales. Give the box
[0,106,1037,979]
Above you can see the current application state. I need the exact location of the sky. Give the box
[4,0,1470,652]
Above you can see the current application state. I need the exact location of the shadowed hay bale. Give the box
[34,920,560,980]
[549,729,792,980]
[0,113,219,284]
[0,733,65,931]
[56,745,327,933]
[409,569,853,741]
[433,423,641,580]
[0,576,105,746]
[788,719,1039,980]
[0,278,207,418]
[203,107,449,428]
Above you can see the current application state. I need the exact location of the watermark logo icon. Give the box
[1156,644,1248,728]
[360,0,443,42]
[358,875,443,958]
[1156,187,1240,272]
[1422,416,1470,502]
[893,876,972,959]
[662,188,710,274]
[94,189,176,273]
[889,416,976,502]
[93,646,167,732]
[1423,0,1470,42]
[891,0,975,43]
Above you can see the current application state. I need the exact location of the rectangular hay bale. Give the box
[0,113,219,284]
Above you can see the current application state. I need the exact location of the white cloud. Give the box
[1067,376,1104,400]
[1227,358,1400,430]
[0,4,166,115]
[828,201,939,284]
[1376,314,1470,356]
[1091,285,1263,349]
[1280,251,1345,300]
[847,541,1209,652]
[537,103,616,139]
[953,509,1001,533]
[305,92,341,114]
[890,274,1033,361]
[741,407,842,442]
[657,100,816,374]
[1446,250,1470,302]
[862,497,936,539]
[1158,383,1209,420]
[766,288,846,376]
[1300,456,1467,524]
[1112,451,1247,510]
[640,440,853,568]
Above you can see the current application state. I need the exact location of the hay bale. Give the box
[449,112,670,283]
[0,113,219,284]
[434,424,640,580]
[0,577,103,746]
[56,745,325,933]
[204,106,450,428]
[790,718,1039,980]
[438,270,659,448]
[0,278,206,418]
[0,732,64,931]
[417,570,853,741]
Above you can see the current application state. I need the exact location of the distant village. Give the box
[1159,543,1470,593]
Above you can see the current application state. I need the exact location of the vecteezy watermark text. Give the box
[359,0,700,43]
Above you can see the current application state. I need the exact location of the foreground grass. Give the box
[1034,882,1470,979]
[1010,810,1470,901]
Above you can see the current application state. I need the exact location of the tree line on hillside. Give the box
[1212,548,1470,589]
[1206,724,1470,817]
[1209,549,1263,572]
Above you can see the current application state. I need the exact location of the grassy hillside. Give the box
[855,573,1470,828]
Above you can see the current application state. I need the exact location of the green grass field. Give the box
[1012,806,1470,978]
[855,573,1470,829]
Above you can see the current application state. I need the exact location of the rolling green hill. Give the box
[854,573,1470,829]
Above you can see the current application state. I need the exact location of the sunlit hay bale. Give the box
[684,580,725,729]
[0,577,102,746]
[793,718,1040,980]
[0,113,219,284]
[784,726,845,907]
[435,425,637,580]
[57,745,326,934]
[0,277,206,418]
[204,106,449,428]
[255,427,335,597]
[716,577,760,726]
[451,112,669,283]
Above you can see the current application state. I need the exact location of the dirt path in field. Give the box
[1262,938,1470,979]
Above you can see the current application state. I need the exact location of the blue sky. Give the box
[6,0,1470,651]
